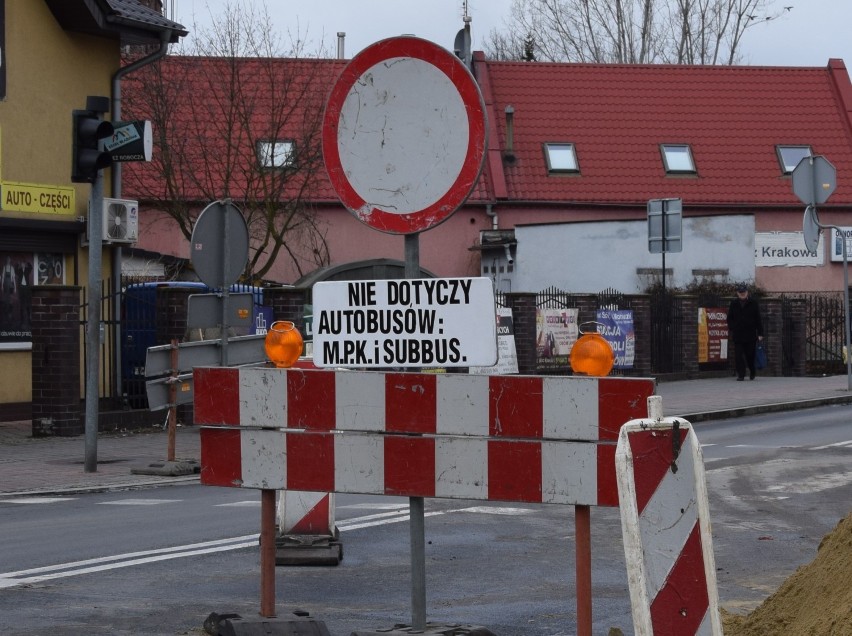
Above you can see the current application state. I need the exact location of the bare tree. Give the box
[122,2,333,283]
[485,0,789,65]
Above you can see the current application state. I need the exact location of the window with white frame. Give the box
[660,144,696,174]
[257,140,295,168]
[544,142,580,173]
[776,145,812,174]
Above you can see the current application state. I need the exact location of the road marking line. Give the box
[811,440,852,450]
[0,534,258,589]
[339,503,412,510]
[215,501,261,507]
[451,506,532,515]
[0,504,529,589]
[0,497,76,505]
[98,499,181,506]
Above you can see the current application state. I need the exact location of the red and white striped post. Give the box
[615,396,722,636]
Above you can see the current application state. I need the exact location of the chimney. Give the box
[503,105,516,163]
[337,32,346,59]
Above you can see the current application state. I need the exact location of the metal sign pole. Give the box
[221,209,231,367]
[842,237,851,391]
[84,174,104,473]
[405,232,427,632]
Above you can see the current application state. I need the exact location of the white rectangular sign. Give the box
[312,277,498,368]
[830,227,852,262]
[755,231,823,267]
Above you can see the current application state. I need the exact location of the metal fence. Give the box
[782,292,846,375]
[80,278,122,408]
[82,285,849,412]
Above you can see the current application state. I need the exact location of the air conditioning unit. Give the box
[102,198,139,244]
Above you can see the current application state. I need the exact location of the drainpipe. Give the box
[486,203,497,230]
[109,30,173,403]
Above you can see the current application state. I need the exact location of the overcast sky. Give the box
[171,0,852,68]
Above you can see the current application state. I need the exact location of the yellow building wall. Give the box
[0,0,119,408]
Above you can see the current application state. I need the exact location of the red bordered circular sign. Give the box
[322,36,488,235]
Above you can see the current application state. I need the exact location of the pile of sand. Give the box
[722,512,852,635]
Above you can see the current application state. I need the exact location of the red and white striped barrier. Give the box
[195,367,655,506]
[615,397,721,636]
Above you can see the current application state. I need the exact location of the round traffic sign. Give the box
[803,205,821,253]
[190,200,249,289]
[322,36,487,235]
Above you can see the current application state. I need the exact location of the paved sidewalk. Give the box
[1,374,851,496]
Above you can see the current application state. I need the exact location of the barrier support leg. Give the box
[167,339,178,462]
[410,496,426,630]
[576,504,592,636]
[260,488,277,618]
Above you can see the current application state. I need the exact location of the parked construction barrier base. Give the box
[351,624,496,635]
[275,528,343,566]
[203,610,331,636]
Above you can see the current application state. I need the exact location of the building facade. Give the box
[0,0,185,418]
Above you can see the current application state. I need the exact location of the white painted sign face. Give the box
[312,277,498,368]
[830,227,852,262]
[322,37,487,235]
[755,232,823,267]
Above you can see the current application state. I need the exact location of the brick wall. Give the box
[265,286,308,332]
[504,292,537,374]
[31,286,82,436]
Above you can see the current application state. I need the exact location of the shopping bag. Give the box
[755,342,767,370]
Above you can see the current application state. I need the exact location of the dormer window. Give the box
[661,144,696,174]
[258,140,295,168]
[776,145,812,174]
[544,143,579,174]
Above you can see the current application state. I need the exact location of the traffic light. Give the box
[71,96,114,184]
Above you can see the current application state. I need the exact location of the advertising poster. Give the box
[470,307,519,374]
[0,252,65,348]
[536,307,578,368]
[596,309,635,369]
[698,307,729,363]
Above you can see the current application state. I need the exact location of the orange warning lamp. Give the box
[264,321,303,368]
[570,326,615,377]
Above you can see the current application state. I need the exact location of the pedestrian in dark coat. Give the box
[727,284,764,381]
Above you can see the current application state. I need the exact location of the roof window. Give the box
[544,143,579,173]
[776,145,812,174]
[258,140,295,169]
[661,144,696,174]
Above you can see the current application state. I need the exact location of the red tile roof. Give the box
[123,53,852,210]
[123,56,347,203]
[123,54,496,205]
[476,55,852,207]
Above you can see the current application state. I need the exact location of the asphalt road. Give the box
[1,404,850,635]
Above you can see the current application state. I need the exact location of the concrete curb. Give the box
[0,475,199,498]
[675,395,852,423]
